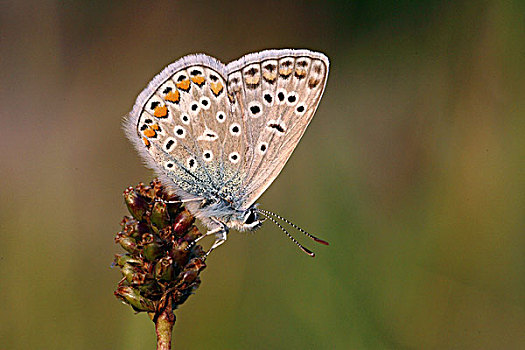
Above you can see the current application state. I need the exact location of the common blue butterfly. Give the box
[124,49,329,256]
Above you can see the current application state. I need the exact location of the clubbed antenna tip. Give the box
[313,237,329,246]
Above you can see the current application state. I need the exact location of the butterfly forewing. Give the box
[225,50,329,208]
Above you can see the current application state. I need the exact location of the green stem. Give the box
[155,297,175,350]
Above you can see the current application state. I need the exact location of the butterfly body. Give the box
[125,49,329,254]
[183,196,262,232]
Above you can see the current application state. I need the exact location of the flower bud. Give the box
[141,233,165,261]
[121,263,137,284]
[121,218,149,239]
[123,187,149,220]
[114,286,156,312]
[150,201,170,229]
[155,256,175,282]
[172,209,194,236]
[116,234,138,254]
[114,180,206,316]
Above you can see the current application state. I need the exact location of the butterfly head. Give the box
[185,197,264,232]
[226,205,264,231]
[240,207,264,231]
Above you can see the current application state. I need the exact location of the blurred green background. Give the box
[1,1,524,349]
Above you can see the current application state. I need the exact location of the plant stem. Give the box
[155,296,175,350]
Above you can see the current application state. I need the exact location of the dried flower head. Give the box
[114,180,206,317]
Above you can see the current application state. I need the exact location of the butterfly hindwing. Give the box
[125,54,233,199]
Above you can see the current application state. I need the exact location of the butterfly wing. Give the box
[225,49,329,209]
[124,54,246,201]
[124,50,329,213]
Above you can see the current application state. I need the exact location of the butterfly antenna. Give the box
[258,211,316,257]
[257,209,329,246]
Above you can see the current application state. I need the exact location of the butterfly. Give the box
[124,49,329,257]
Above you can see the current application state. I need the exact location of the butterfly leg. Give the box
[190,225,223,247]
[205,228,228,257]
[155,197,204,205]
[204,219,229,258]
[186,219,229,257]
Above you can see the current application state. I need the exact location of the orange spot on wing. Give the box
[164,90,180,103]
[143,128,156,138]
[295,69,307,77]
[151,124,160,130]
[245,76,259,85]
[176,79,190,91]
[154,105,168,118]
[191,76,205,85]
[142,137,150,147]
[279,68,292,76]
[210,82,223,96]
[263,71,277,81]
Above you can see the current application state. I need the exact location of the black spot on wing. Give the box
[268,123,285,133]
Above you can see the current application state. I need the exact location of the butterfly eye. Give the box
[243,210,257,225]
